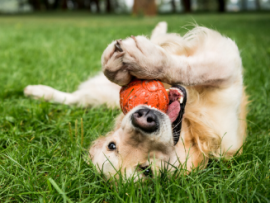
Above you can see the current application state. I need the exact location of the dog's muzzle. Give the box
[130,85,187,145]
[131,108,159,133]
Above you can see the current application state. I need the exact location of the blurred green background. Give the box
[0,0,270,14]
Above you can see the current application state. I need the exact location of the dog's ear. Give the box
[89,137,106,160]
[114,113,125,130]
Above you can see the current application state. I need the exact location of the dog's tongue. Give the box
[167,101,181,123]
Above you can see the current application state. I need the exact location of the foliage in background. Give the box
[1,0,269,14]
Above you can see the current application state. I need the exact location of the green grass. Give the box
[0,13,270,202]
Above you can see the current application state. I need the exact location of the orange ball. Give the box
[120,79,169,114]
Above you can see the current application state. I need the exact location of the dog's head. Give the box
[89,86,187,179]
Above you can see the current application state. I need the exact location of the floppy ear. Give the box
[89,137,106,160]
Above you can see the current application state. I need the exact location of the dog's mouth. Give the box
[166,86,187,145]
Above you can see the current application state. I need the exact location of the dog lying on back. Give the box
[24,22,248,179]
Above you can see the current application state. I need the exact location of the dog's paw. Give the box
[101,40,132,86]
[151,22,168,40]
[24,85,55,100]
[101,38,135,86]
[102,36,167,86]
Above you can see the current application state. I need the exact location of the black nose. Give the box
[131,109,158,133]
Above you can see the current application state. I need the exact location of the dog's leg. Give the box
[150,21,167,40]
[24,84,78,104]
[102,27,242,88]
[24,73,121,108]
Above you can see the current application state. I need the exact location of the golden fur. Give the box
[24,22,248,179]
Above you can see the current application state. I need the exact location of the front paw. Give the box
[101,36,167,86]
[101,40,132,86]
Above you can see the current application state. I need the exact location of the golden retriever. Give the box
[24,22,248,179]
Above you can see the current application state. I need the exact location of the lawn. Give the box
[0,13,270,202]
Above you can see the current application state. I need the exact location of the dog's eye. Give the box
[108,142,116,150]
[140,166,152,177]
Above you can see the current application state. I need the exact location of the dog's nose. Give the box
[131,109,158,133]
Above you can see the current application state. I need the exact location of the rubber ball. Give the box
[120,79,169,114]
